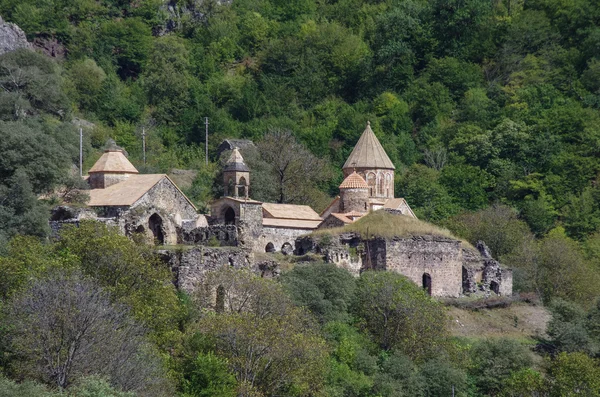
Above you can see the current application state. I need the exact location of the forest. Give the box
[2,0,600,395]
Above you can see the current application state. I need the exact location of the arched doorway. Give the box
[422,273,432,296]
[148,214,165,244]
[490,281,500,295]
[265,242,275,253]
[281,242,293,255]
[223,207,235,225]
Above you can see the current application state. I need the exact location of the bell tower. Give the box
[223,148,250,199]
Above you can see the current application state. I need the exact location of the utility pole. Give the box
[79,127,83,177]
[205,117,209,166]
[142,127,146,165]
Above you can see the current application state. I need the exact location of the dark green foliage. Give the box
[181,352,237,397]
[280,263,356,324]
[468,338,533,396]
[352,271,450,361]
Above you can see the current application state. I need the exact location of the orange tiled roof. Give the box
[339,171,368,189]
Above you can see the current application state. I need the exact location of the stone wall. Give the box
[364,236,463,297]
[340,188,369,213]
[180,225,238,246]
[319,215,347,229]
[118,177,201,244]
[164,246,252,293]
[238,202,265,249]
[257,227,312,254]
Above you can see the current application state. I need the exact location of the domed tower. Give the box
[339,171,369,213]
[88,149,139,189]
[342,122,395,200]
[223,148,250,198]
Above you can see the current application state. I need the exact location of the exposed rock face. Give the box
[0,16,32,55]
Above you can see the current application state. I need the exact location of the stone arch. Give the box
[281,242,293,255]
[265,242,275,253]
[422,273,432,296]
[238,176,247,197]
[490,280,500,295]
[366,172,376,196]
[377,172,384,196]
[227,178,235,196]
[223,206,236,225]
[148,213,165,244]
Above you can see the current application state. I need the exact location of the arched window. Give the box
[265,242,275,253]
[422,273,432,296]
[227,178,235,196]
[366,172,376,196]
[238,176,247,197]
[377,173,385,196]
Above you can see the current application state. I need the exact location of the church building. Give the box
[320,122,415,228]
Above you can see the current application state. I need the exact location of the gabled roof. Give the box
[343,122,395,170]
[87,174,196,209]
[340,171,368,189]
[262,203,322,221]
[88,150,138,174]
[224,148,250,172]
[383,198,417,218]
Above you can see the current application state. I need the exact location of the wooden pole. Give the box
[205,117,209,166]
[142,127,146,165]
[79,128,83,177]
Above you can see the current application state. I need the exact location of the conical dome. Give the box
[339,171,368,189]
[89,149,138,174]
[224,148,250,172]
[343,122,395,170]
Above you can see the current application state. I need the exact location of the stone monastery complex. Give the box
[52,123,512,298]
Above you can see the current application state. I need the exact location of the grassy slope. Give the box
[447,302,550,341]
[314,210,475,249]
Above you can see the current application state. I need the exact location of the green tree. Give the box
[352,271,449,361]
[55,222,184,349]
[468,338,533,396]
[280,263,356,324]
[191,268,328,396]
[547,352,600,397]
[181,352,237,397]
[0,49,69,120]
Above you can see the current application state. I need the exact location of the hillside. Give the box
[447,302,551,341]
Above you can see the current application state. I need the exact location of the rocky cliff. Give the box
[0,16,32,55]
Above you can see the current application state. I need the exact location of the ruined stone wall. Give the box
[181,225,238,246]
[364,236,464,297]
[165,246,252,293]
[238,203,263,249]
[258,227,312,254]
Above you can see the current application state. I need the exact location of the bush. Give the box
[352,271,450,361]
[280,263,356,323]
